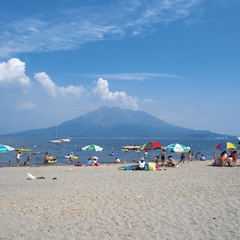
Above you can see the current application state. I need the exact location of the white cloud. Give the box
[34,72,84,97]
[85,72,182,81]
[0,0,202,58]
[142,98,158,103]
[17,102,35,110]
[0,58,30,87]
[92,78,139,108]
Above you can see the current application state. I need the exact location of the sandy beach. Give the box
[0,160,240,240]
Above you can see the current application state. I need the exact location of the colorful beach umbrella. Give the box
[140,141,164,151]
[215,142,239,150]
[0,144,15,153]
[164,143,190,153]
[82,144,104,151]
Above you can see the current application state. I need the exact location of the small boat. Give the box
[15,148,31,152]
[61,138,70,142]
[49,126,62,143]
[49,139,62,143]
[121,145,140,151]
[48,156,57,160]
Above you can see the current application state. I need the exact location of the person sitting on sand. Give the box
[153,156,159,165]
[167,156,176,167]
[114,158,120,163]
[75,162,82,166]
[137,157,146,170]
[200,155,206,161]
[212,154,221,166]
[87,157,93,166]
[220,151,231,167]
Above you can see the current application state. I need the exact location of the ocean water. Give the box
[0,137,238,166]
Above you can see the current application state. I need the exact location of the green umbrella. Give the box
[82,144,104,151]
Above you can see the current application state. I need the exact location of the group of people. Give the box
[15,151,30,166]
[136,149,178,170]
[152,149,177,167]
[213,150,238,167]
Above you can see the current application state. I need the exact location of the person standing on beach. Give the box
[26,154,30,165]
[16,151,21,166]
[44,153,49,166]
[187,151,192,162]
[231,150,237,167]
[160,149,166,167]
[178,152,185,164]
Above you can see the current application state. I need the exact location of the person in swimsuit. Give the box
[160,149,166,167]
[44,153,49,166]
[16,151,21,166]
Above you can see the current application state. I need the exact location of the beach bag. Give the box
[148,162,156,171]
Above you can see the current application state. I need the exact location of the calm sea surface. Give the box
[0,137,238,166]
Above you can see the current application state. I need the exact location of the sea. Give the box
[0,137,238,166]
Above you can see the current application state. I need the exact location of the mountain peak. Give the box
[5,106,225,138]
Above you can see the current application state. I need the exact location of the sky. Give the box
[0,0,239,136]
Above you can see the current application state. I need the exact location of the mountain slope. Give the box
[4,106,224,138]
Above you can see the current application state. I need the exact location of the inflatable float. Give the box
[65,156,79,159]
[48,160,57,164]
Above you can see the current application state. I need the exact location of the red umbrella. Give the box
[140,141,164,151]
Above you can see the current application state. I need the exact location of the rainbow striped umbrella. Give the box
[140,141,164,151]
[215,142,239,150]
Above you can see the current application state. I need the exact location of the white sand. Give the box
[0,161,240,240]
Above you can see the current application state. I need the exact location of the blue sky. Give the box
[0,0,239,136]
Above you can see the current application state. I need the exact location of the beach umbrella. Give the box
[140,141,164,151]
[215,142,239,150]
[0,144,15,153]
[82,144,104,151]
[164,143,190,153]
